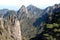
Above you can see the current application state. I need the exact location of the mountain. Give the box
[27,5,44,18]
[0,16,21,40]
[17,5,47,40]
[3,10,16,19]
[33,4,60,27]
[0,9,22,40]
[31,4,60,40]
[0,4,60,40]
[0,9,8,17]
[17,5,29,20]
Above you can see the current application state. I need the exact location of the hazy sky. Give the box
[0,0,60,10]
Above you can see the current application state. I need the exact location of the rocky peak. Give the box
[46,4,60,12]
[27,5,44,18]
[20,5,26,12]
[27,5,36,9]
[17,5,29,20]
[18,5,28,15]
[53,4,60,9]
[27,5,43,11]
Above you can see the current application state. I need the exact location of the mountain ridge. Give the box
[0,4,60,40]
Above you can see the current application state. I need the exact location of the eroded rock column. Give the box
[14,19,22,40]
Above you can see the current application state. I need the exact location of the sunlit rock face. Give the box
[3,11,22,40]
[17,5,30,20]
[4,18,22,40]
[13,19,22,40]
[0,10,22,40]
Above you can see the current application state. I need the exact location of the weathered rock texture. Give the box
[0,11,22,40]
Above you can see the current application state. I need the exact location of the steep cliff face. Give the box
[14,19,22,40]
[0,18,14,40]
[0,10,22,40]
[17,5,29,20]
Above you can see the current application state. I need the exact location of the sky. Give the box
[0,0,60,10]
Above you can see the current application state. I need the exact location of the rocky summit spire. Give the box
[18,5,28,15]
[17,5,29,20]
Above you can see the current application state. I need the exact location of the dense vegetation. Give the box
[30,8,60,40]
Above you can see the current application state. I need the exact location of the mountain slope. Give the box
[0,9,8,17]
[17,5,29,20]
[30,4,60,40]
[27,5,44,18]
[0,4,60,40]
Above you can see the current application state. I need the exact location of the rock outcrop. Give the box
[0,10,22,40]
[13,19,22,40]
[17,5,29,20]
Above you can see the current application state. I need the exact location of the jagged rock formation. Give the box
[17,5,29,20]
[0,18,14,40]
[0,4,60,40]
[27,5,44,18]
[0,10,22,40]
